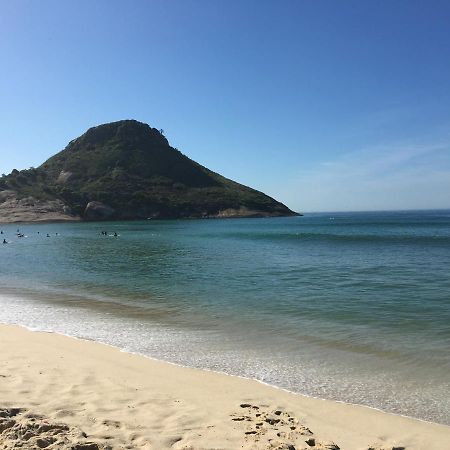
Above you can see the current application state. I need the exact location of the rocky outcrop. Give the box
[214,207,286,218]
[0,191,79,223]
[56,170,73,184]
[84,201,115,221]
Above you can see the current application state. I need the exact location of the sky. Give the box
[1,0,450,212]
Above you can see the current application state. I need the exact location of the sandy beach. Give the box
[0,325,448,450]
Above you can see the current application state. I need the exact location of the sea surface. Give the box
[0,211,449,425]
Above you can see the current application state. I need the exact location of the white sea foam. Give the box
[0,290,449,426]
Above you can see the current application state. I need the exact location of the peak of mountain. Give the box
[0,120,299,222]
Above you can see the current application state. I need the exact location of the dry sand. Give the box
[0,325,448,450]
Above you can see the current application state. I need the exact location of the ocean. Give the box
[1,210,449,425]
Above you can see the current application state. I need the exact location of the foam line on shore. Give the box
[2,322,450,449]
[1,319,447,429]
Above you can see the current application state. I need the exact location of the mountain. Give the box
[0,120,299,222]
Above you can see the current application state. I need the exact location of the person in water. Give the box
[3,239,7,244]
[114,232,118,237]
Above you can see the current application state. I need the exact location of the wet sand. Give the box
[0,324,449,449]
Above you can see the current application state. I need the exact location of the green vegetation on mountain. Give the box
[0,120,298,221]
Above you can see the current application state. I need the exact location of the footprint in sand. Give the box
[231,403,340,450]
[366,447,406,450]
[0,407,110,450]
[231,404,407,450]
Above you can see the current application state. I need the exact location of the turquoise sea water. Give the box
[0,211,449,424]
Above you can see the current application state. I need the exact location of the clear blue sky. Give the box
[1,0,450,212]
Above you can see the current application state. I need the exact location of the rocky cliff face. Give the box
[0,191,79,223]
[0,120,299,223]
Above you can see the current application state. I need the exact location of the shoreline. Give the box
[1,282,449,428]
[4,316,447,429]
[14,324,442,428]
[2,289,448,428]
[1,324,449,449]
